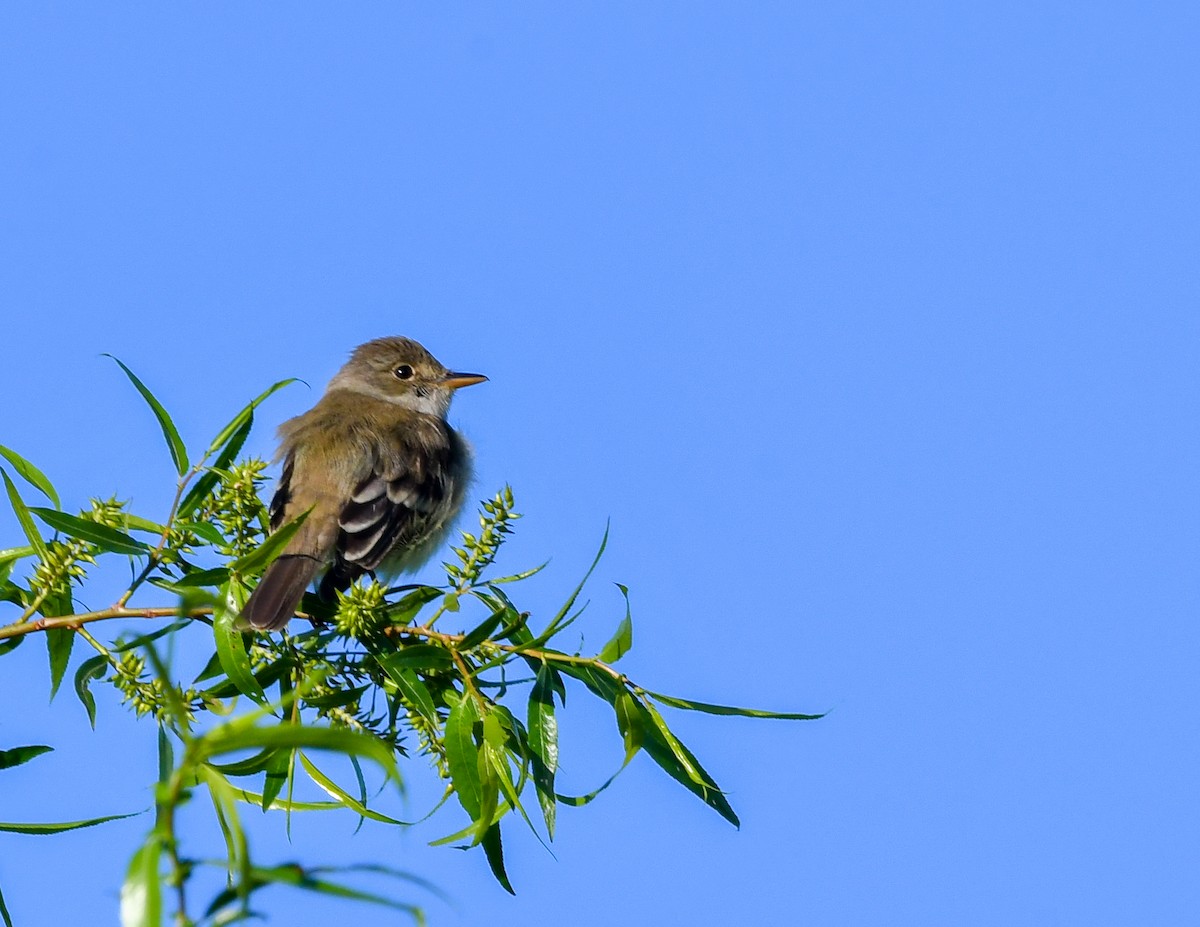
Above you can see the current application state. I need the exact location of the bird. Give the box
[241,336,486,631]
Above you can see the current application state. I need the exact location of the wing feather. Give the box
[316,424,458,601]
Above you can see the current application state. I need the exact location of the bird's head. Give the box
[328,336,487,417]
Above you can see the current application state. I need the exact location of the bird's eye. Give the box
[393,364,414,380]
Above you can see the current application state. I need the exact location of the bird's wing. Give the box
[319,434,454,597]
[268,455,295,532]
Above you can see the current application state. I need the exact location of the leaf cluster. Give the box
[0,361,821,927]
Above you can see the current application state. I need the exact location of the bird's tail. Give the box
[241,554,322,631]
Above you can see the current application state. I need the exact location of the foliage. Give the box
[0,363,821,927]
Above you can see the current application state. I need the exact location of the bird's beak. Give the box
[442,371,488,390]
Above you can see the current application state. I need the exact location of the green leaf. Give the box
[227,787,342,813]
[375,657,440,725]
[597,582,633,664]
[156,725,175,786]
[554,764,630,807]
[28,507,149,556]
[546,522,608,636]
[0,744,53,769]
[302,684,368,710]
[200,724,399,784]
[0,810,140,835]
[646,690,827,720]
[614,689,643,764]
[487,560,549,585]
[229,510,308,578]
[153,725,176,831]
[199,766,251,900]
[1,468,46,559]
[261,746,291,812]
[207,748,280,777]
[213,602,266,704]
[298,753,410,826]
[156,566,230,590]
[73,655,108,728]
[0,546,34,568]
[120,834,163,927]
[121,514,166,534]
[444,695,482,820]
[377,644,453,673]
[175,520,228,547]
[482,822,515,895]
[527,663,559,839]
[635,698,740,828]
[177,414,255,521]
[200,658,293,700]
[0,881,12,927]
[104,355,188,477]
[0,444,59,508]
[205,864,425,922]
[206,378,298,457]
[46,628,74,702]
[458,610,504,650]
[112,620,194,653]
[384,584,443,624]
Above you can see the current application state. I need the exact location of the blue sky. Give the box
[2,3,1198,924]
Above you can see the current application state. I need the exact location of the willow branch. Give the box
[0,606,214,641]
[0,604,630,686]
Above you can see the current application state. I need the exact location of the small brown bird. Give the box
[241,337,486,631]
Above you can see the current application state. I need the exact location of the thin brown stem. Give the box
[0,602,630,685]
[117,465,200,607]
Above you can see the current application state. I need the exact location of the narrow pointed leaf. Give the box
[230,510,308,577]
[163,567,230,589]
[207,748,279,777]
[527,663,559,838]
[646,690,826,720]
[383,584,443,624]
[120,834,163,927]
[597,582,633,663]
[0,745,53,769]
[298,753,410,826]
[0,546,34,568]
[261,746,290,811]
[482,822,515,895]
[1,468,46,559]
[177,413,255,520]
[378,644,453,673]
[614,689,643,764]
[213,604,266,704]
[74,655,108,728]
[554,764,631,806]
[201,725,399,783]
[0,444,59,508]
[46,628,74,701]
[459,610,504,650]
[0,810,140,835]
[444,696,482,819]
[547,523,608,633]
[207,379,299,456]
[28,507,148,556]
[105,355,188,477]
[121,514,166,534]
[0,881,11,927]
[112,620,194,653]
[635,699,740,827]
[175,520,228,547]
[375,657,439,725]
[228,787,342,812]
[487,560,549,585]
